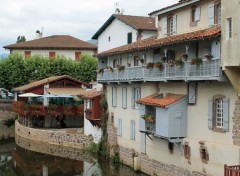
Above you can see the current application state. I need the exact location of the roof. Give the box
[4,35,97,50]
[92,14,157,39]
[46,88,86,96]
[13,75,89,92]
[97,26,221,57]
[137,93,186,107]
[149,0,200,16]
[81,88,103,99]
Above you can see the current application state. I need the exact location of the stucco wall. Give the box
[15,121,93,149]
[221,0,240,67]
[12,49,95,60]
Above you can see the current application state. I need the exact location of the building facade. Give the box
[95,0,240,175]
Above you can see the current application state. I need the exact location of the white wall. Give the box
[12,49,95,60]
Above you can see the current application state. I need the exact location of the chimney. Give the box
[35,30,43,39]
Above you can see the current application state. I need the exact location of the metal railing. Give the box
[98,58,221,82]
[224,164,240,176]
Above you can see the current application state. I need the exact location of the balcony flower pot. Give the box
[205,53,213,61]
[142,114,155,123]
[190,57,202,65]
[174,58,184,66]
[126,63,131,67]
[154,61,164,70]
[182,54,188,61]
[146,62,154,69]
[118,65,125,72]
[98,68,104,74]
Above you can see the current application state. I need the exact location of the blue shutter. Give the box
[122,87,127,109]
[131,88,135,108]
[136,87,141,108]
[209,4,215,26]
[130,120,135,140]
[172,15,177,34]
[118,118,122,136]
[208,98,213,129]
[139,104,146,132]
[141,133,146,154]
[195,7,201,21]
[112,87,117,107]
[223,98,229,132]
[162,17,167,35]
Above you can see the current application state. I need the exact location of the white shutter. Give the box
[188,82,196,104]
[130,120,135,140]
[223,98,229,132]
[172,15,177,34]
[131,88,135,108]
[112,87,117,107]
[117,118,122,136]
[155,16,158,28]
[162,17,167,35]
[136,87,141,108]
[209,4,215,26]
[122,87,127,109]
[208,98,213,129]
[195,7,201,21]
[139,105,146,132]
[141,133,146,154]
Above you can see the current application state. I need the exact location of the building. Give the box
[92,14,157,54]
[81,82,103,143]
[3,34,97,60]
[95,0,240,175]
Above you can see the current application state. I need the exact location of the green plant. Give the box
[191,57,202,65]
[142,114,155,122]
[146,62,154,69]
[87,142,99,154]
[174,58,184,66]
[154,61,164,70]
[118,65,125,72]
[110,152,120,163]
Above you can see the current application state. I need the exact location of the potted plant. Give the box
[146,62,154,69]
[142,114,155,123]
[98,68,104,74]
[182,53,188,60]
[205,53,213,61]
[174,58,184,66]
[118,65,125,72]
[190,57,202,65]
[154,61,164,70]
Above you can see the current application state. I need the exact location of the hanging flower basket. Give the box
[154,61,164,70]
[174,58,184,66]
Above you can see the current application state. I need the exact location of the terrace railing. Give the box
[224,164,240,176]
[98,58,221,82]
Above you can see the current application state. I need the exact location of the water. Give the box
[0,136,147,176]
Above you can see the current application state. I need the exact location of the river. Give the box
[0,135,147,176]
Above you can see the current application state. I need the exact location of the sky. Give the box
[0,0,178,54]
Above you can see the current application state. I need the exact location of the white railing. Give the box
[97,58,221,82]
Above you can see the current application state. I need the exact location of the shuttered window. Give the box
[208,3,215,26]
[195,7,201,21]
[122,87,127,109]
[127,32,132,44]
[131,87,141,109]
[130,120,135,140]
[24,51,31,58]
[112,87,117,107]
[188,82,197,104]
[75,52,81,61]
[208,95,229,132]
[49,52,56,59]
[117,118,122,136]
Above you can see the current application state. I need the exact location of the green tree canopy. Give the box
[16,35,26,43]
[0,52,98,90]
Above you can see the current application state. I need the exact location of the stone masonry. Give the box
[232,96,240,145]
[15,121,93,149]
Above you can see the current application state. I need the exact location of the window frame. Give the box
[132,87,141,109]
[227,18,232,39]
[127,32,132,44]
[49,51,56,59]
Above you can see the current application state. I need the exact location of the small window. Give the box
[183,144,191,159]
[122,87,127,109]
[215,3,221,24]
[191,7,196,22]
[215,98,223,128]
[168,142,174,154]
[200,145,209,164]
[227,18,232,39]
[108,36,111,42]
[49,52,56,59]
[75,52,81,61]
[133,56,139,66]
[24,51,31,58]
[127,32,132,44]
[168,17,174,35]
[131,87,141,109]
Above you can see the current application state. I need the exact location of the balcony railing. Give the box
[224,164,240,176]
[98,58,221,82]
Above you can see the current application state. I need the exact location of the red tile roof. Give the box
[4,35,97,50]
[81,88,102,99]
[137,93,185,107]
[13,75,89,92]
[97,26,221,57]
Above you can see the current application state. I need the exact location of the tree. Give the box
[16,35,26,43]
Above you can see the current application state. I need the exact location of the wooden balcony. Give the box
[98,58,221,83]
[224,164,240,176]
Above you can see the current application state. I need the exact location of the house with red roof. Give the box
[94,0,240,175]
[4,34,97,60]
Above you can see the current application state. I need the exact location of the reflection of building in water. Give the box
[12,146,84,176]
[83,161,101,176]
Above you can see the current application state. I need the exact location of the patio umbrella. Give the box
[18,93,42,97]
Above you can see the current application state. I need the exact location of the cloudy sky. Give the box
[0,0,178,54]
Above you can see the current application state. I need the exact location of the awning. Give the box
[46,88,86,95]
[18,93,42,97]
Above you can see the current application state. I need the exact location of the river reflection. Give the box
[0,136,147,176]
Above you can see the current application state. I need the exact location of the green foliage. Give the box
[87,142,99,155]
[0,52,97,90]
[16,35,26,43]
[110,152,120,163]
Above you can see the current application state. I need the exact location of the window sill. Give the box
[213,127,226,133]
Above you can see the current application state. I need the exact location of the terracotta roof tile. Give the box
[13,75,89,92]
[81,88,103,99]
[4,35,97,50]
[137,93,185,107]
[97,26,221,57]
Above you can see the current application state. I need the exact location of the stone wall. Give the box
[232,96,240,145]
[15,121,93,149]
[0,110,16,139]
[15,135,95,163]
[107,113,118,156]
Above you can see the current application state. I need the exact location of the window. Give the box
[112,87,117,107]
[190,6,201,26]
[163,15,177,36]
[86,99,92,109]
[191,7,196,22]
[131,87,141,109]
[75,52,81,61]
[208,95,229,132]
[24,51,31,58]
[108,36,111,42]
[183,143,191,159]
[227,18,232,39]
[117,118,122,136]
[188,82,197,104]
[130,120,135,140]
[49,52,56,59]
[215,3,221,24]
[122,87,127,109]
[200,144,209,164]
[127,32,132,44]
[133,56,139,66]
[167,50,175,61]
[113,59,118,68]
[209,2,221,26]
[168,142,174,154]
